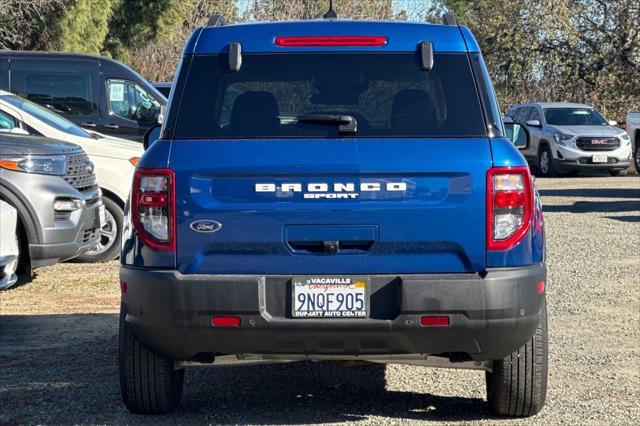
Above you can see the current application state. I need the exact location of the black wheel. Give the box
[609,169,628,176]
[486,301,548,417]
[75,196,122,263]
[119,303,184,414]
[15,216,32,277]
[537,146,556,177]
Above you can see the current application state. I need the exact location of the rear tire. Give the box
[15,216,32,277]
[486,301,548,417]
[609,169,628,176]
[119,303,184,414]
[537,146,556,177]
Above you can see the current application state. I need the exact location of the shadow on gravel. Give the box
[542,200,640,214]
[539,187,640,199]
[0,314,492,424]
[606,215,640,223]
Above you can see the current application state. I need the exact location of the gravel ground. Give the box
[1,176,639,425]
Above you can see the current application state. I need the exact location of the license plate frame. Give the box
[592,153,608,163]
[291,276,369,319]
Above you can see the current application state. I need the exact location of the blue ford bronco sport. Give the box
[119,13,548,417]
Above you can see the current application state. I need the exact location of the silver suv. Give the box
[507,102,632,176]
[0,134,103,276]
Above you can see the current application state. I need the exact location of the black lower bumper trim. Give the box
[554,158,630,171]
[120,265,546,361]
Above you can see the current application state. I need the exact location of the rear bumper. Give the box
[120,264,546,362]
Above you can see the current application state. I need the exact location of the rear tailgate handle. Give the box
[288,240,374,254]
[284,225,378,254]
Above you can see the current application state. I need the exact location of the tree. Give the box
[129,0,239,81]
[0,0,64,50]
[427,0,639,121]
[244,0,394,21]
[47,0,117,54]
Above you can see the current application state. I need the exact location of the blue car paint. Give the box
[169,138,491,275]
[124,19,544,275]
[189,21,471,54]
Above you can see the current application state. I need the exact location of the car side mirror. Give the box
[143,124,162,151]
[504,122,529,150]
[608,120,618,126]
[525,120,541,128]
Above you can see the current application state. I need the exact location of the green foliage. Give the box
[105,0,185,61]
[2,0,637,120]
[426,0,639,121]
[245,0,393,21]
[52,0,118,54]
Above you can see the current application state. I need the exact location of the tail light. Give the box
[487,166,533,251]
[131,168,176,251]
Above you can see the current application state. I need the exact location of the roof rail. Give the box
[442,13,457,26]
[207,14,226,28]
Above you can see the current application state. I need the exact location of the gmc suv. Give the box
[507,102,632,176]
[119,15,548,417]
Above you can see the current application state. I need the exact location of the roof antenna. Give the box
[324,0,338,19]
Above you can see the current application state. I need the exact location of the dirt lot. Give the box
[1,176,639,425]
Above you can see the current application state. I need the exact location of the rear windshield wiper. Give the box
[295,114,357,134]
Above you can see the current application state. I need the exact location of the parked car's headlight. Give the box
[0,155,67,175]
[619,133,630,144]
[553,134,573,146]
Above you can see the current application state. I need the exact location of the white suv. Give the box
[626,111,640,171]
[0,90,143,261]
[507,102,632,177]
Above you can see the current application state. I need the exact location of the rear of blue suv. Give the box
[119,17,548,417]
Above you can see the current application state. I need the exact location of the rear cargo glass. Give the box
[174,53,486,139]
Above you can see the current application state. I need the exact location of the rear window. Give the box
[174,53,486,139]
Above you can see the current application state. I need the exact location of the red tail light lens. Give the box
[275,36,388,47]
[420,316,450,326]
[131,168,176,251]
[487,166,533,251]
[212,316,241,327]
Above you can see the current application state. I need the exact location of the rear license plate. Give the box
[592,153,608,163]
[292,276,368,318]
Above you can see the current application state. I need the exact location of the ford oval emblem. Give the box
[190,220,222,233]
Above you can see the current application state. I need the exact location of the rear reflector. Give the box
[420,316,449,327]
[212,316,241,327]
[275,36,388,47]
[120,281,128,294]
[537,280,545,294]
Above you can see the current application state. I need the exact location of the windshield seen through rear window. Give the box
[174,53,486,139]
[544,108,608,126]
